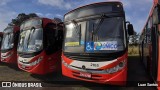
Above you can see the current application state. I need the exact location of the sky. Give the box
[0,0,153,33]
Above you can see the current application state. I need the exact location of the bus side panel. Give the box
[45,50,62,73]
[158,35,160,89]
[10,49,17,64]
[18,50,61,75]
[157,25,160,89]
[0,52,1,63]
[1,48,17,64]
[18,51,46,74]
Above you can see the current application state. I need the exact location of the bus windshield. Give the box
[64,17,126,53]
[18,28,43,53]
[1,32,14,50]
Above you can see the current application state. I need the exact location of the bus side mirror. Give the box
[127,24,134,35]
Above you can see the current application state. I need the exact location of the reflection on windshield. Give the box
[18,28,43,53]
[90,17,124,40]
[1,33,14,50]
[64,17,125,53]
[65,23,81,47]
[20,19,42,30]
[88,17,125,52]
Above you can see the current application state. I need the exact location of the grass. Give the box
[128,46,139,56]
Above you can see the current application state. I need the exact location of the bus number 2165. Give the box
[90,63,99,67]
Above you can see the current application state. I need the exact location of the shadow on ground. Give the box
[0,56,157,90]
[30,56,156,90]
[0,62,21,71]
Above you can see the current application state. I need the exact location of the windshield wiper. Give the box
[29,29,35,43]
[27,28,35,48]
[91,14,110,41]
[71,20,81,35]
[71,20,81,42]
[20,31,26,52]
[7,33,12,48]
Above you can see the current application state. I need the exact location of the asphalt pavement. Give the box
[0,56,157,90]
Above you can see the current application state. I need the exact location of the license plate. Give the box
[80,72,91,78]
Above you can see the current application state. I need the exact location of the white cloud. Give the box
[0,0,16,32]
[36,12,43,17]
[36,12,53,18]
[45,13,52,17]
[133,18,146,33]
[37,0,72,9]
[55,14,63,18]
[0,0,10,6]
[126,16,131,21]
[104,0,152,9]
[36,12,63,19]
[0,0,153,33]
[0,9,17,32]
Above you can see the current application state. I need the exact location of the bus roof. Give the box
[64,1,124,22]
[21,17,52,25]
[4,25,19,33]
[21,17,61,27]
[21,17,60,24]
[20,17,63,31]
[65,1,123,16]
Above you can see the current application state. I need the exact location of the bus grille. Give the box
[65,54,115,61]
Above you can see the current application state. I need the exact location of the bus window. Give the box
[153,7,159,24]
[57,30,63,49]
[45,24,56,55]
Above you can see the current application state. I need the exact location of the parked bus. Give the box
[0,32,3,62]
[17,17,63,75]
[139,0,160,89]
[62,2,133,85]
[1,26,20,64]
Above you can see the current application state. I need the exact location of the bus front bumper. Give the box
[62,64,127,86]
[1,52,17,64]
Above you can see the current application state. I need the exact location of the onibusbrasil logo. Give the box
[1,82,42,87]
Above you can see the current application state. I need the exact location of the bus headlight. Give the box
[62,58,68,67]
[30,56,43,66]
[1,52,13,59]
[104,61,125,74]
[62,58,72,68]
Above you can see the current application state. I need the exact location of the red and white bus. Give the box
[1,26,20,64]
[0,32,3,62]
[139,0,160,89]
[62,2,133,85]
[17,17,63,75]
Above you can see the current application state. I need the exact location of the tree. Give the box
[9,13,39,26]
[28,13,38,18]
[129,32,140,46]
